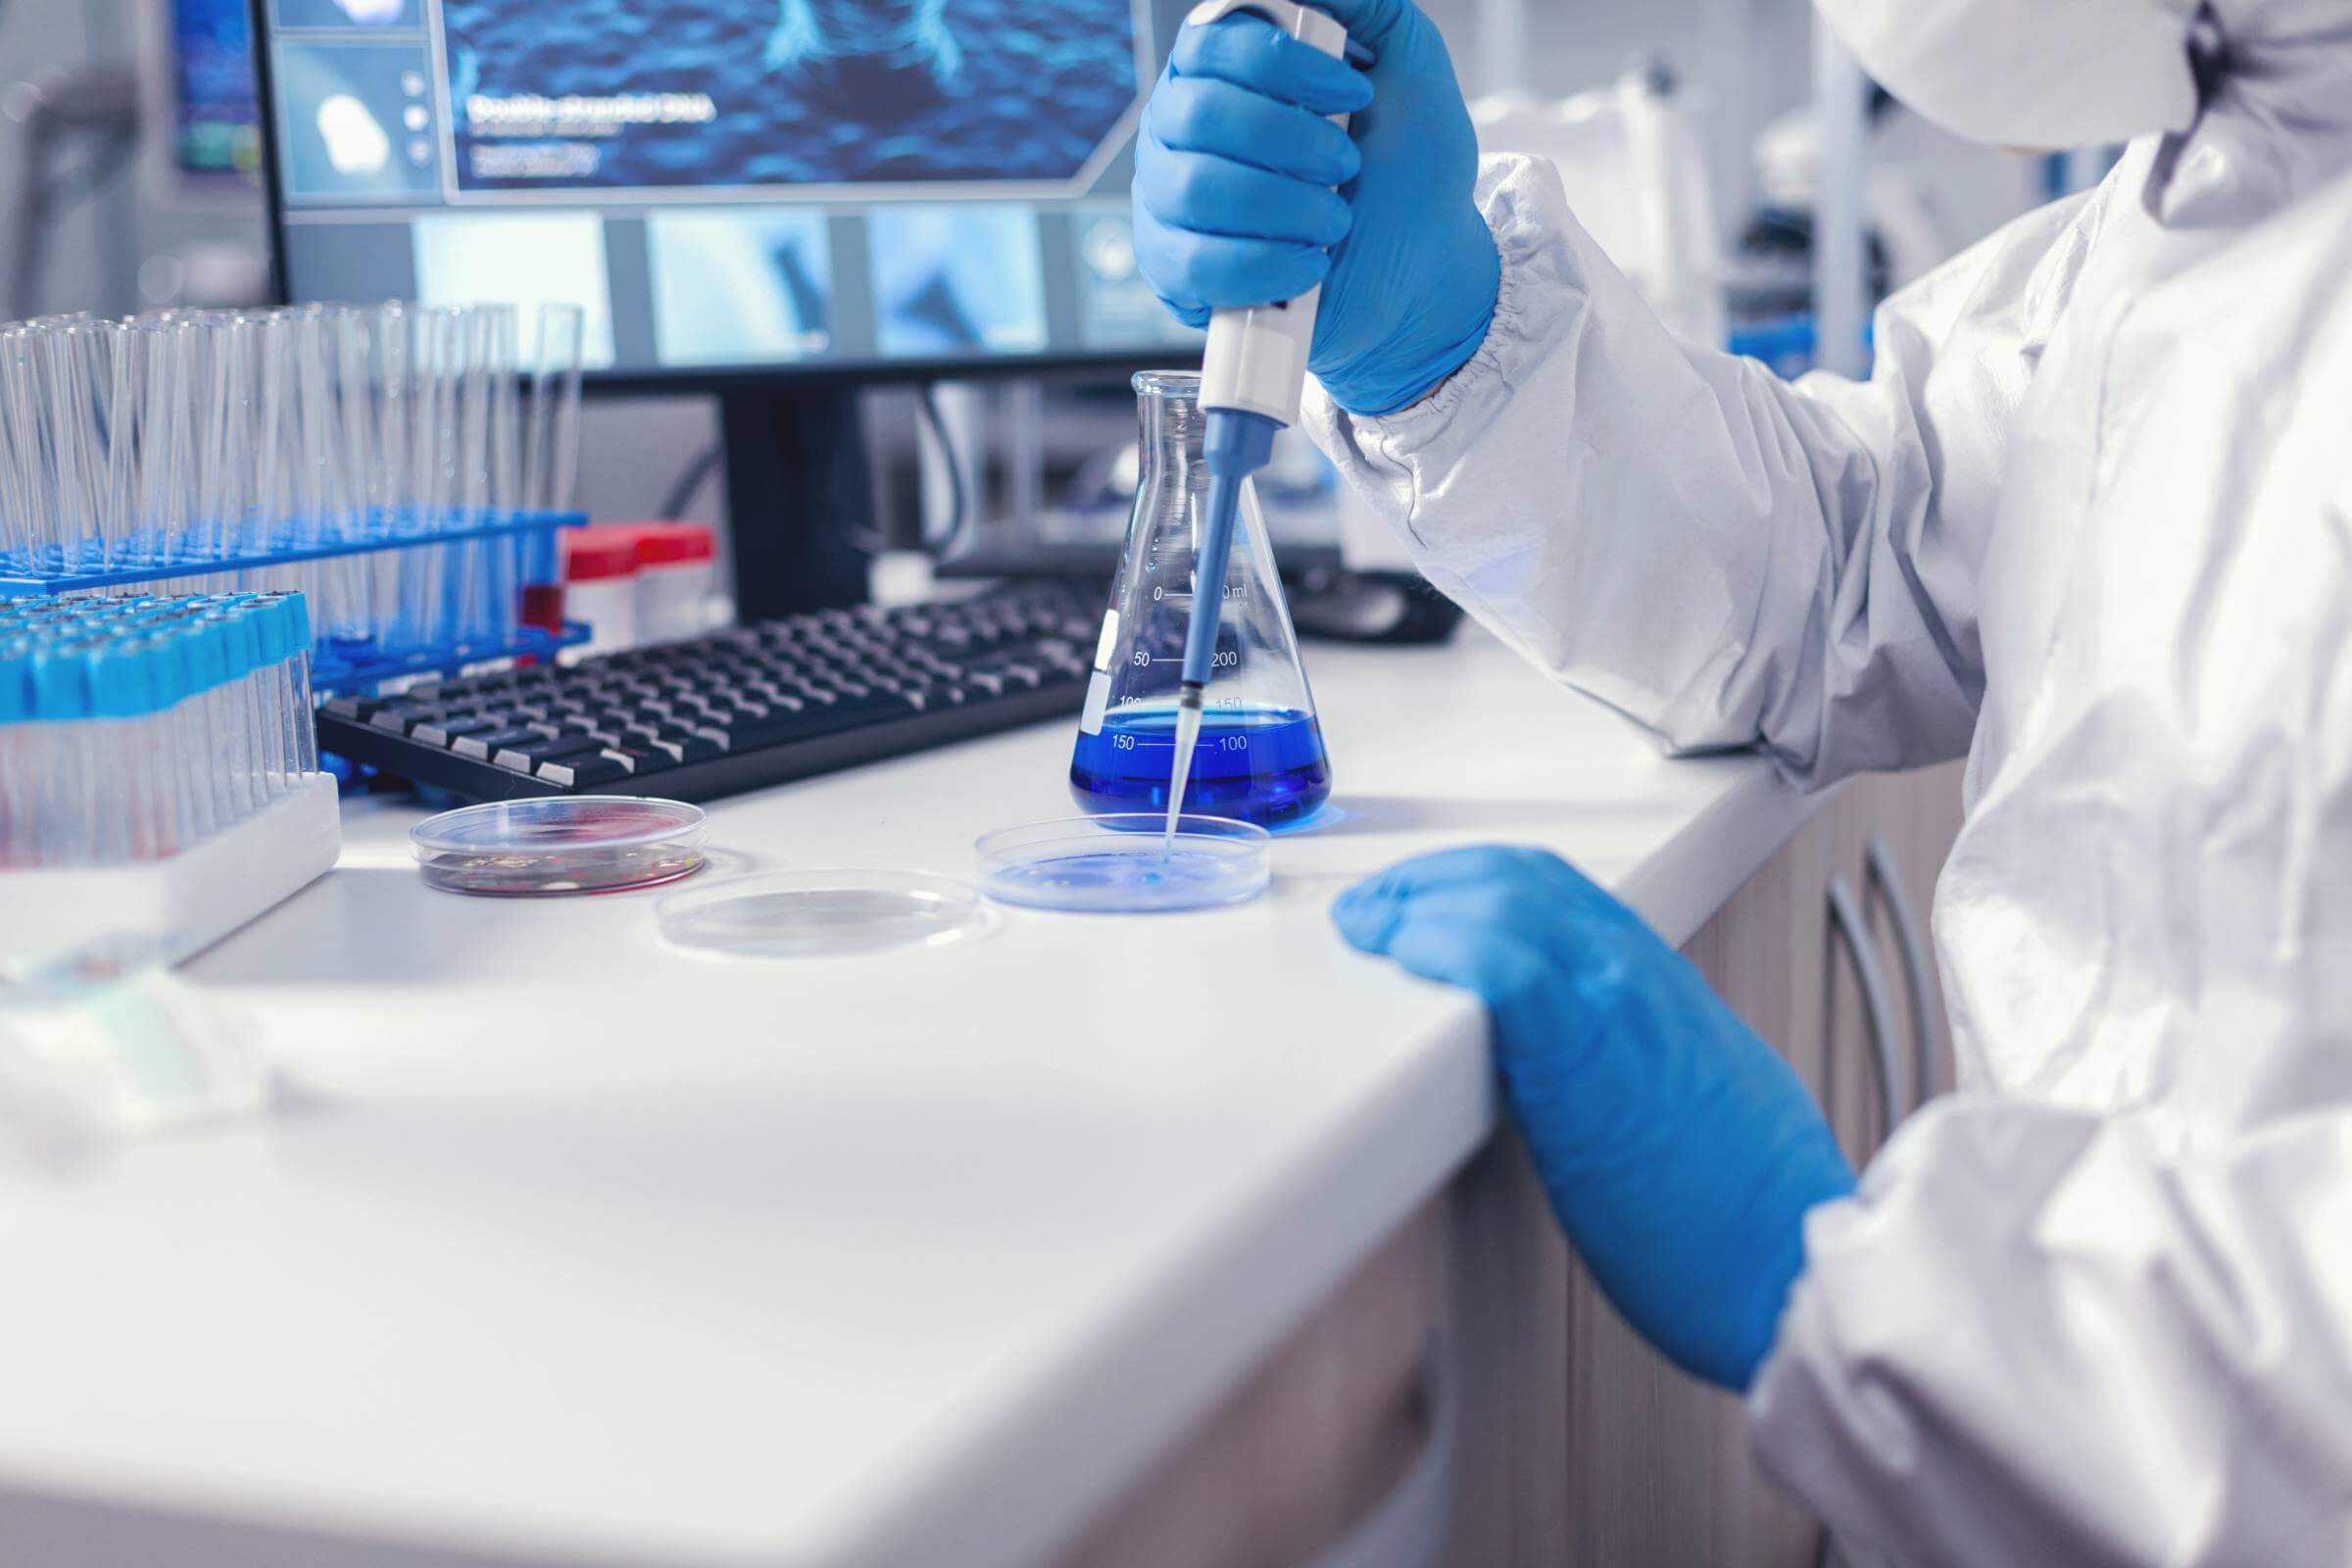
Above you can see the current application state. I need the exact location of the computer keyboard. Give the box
[316,580,1101,804]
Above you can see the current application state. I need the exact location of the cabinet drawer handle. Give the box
[1828,876,1901,1147]
[1864,835,1939,1111]
[1298,1334,1457,1568]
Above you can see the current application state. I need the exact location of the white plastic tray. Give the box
[0,774,341,969]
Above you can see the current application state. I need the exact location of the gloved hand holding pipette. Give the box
[1134,0,1498,416]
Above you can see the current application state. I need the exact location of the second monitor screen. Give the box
[266,0,1195,376]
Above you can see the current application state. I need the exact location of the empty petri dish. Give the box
[976,814,1271,913]
[658,870,988,957]
[412,797,708,897]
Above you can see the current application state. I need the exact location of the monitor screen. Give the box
[253,0,1201,382]
[175,0,265,177]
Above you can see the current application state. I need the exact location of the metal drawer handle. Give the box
[1864,834,1938,1111]
[1828,875,1901,1148]
[1298,1333,1457,1568]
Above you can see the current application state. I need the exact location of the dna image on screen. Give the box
[441,0,1148,192]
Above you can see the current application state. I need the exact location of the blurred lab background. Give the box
[0,0,2103,609]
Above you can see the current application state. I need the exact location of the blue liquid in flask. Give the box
[1069,705,1331,829]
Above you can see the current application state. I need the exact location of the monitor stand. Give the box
[720,385,875,619]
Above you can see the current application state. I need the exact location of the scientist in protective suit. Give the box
[1137,0,2352,1560]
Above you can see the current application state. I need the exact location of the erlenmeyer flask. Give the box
[1069,370,1332,829]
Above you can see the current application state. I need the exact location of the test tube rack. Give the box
[0,507,593,696]
[1,593,343,970]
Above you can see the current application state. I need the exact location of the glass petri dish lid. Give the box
[658,869,989,957]
[976,813,1271,913]
[412,797,708,897]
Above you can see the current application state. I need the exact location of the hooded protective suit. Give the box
[1301,1,2352,1560]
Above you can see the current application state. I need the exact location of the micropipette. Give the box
[1163,0,1357,852]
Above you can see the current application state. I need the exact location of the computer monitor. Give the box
[151,0,266,194]
[249,0,1200,387]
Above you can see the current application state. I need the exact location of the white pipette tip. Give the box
[1164,684,1204,859]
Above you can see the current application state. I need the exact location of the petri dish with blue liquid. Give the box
[978,814,1270,913]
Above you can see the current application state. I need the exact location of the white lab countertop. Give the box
[0,628,1819,1568]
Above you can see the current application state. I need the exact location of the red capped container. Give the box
[629,522,720,644]
[560,524,644,657]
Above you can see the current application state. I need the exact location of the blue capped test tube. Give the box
[0,591,318,869]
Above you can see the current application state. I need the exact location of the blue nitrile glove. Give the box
[1132,0,1500,416]
[1332,847,1857,1390]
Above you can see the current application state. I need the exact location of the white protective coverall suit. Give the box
[1301,1,2352,1561]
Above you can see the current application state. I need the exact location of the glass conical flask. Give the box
[1068,370,1332,829]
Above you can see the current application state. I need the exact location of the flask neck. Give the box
[1134,372,1205,490]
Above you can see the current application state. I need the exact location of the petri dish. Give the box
[976,814,1271,913]
[412,797,708,897]
[658,870,988,957]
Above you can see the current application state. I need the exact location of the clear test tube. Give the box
[84,631,163,862]
[152,620,210,851]
[0,324,60,577]
[364,304,413,647]
[38,324,103,573]
[286,306,335,551]
[66,319,136,573]
[127,319,194,565]
[175,611,237,839]
[246,595,289,792]
[322,307,376,651]
[448,306,496,644]
[0,639,26,866]
[210,601,272,809]
[0,345,26,576]
[187,315,254,563]
[25,637,97,865]
[120,633,182,860]
[280,591,318,775]
[223,600,270,815]
[525,303,587,514]
[250,310,296,555]
[400,306,464,649]
[475,304,521,645]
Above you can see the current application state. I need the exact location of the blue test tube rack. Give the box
[0,507,593,696]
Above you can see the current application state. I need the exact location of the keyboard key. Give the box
[492,734,602,773]
[369,707,431,736]
[598,744,678,775]
[454,726,541,761]
[414,716,499,749]
[535,752,632,788]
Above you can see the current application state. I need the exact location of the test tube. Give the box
[188,315,247,563]
[0,637,29,865]
[0,341,27,577]
[469,304,520,644]
[0,325,61,577]
[358,304,412,649]
[38,323,104,573]
[62,319,135,574]
[399,306,463,648]
[525,303,586,514]
[288,306,336,551]
[250,310,295,556]
[129,319,196,566]
[298,308,366,651]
